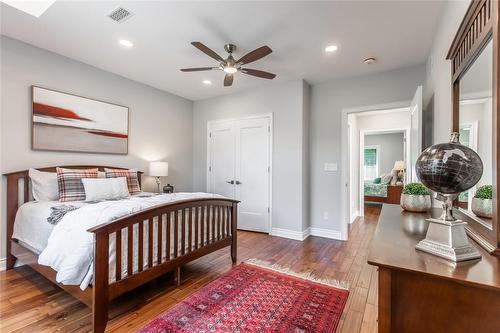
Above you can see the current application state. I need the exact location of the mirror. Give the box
[458,38,493,229]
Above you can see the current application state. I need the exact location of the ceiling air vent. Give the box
[108,7,134,24]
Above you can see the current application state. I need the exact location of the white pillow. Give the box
[82,177,130,201]
[29,168,59,201]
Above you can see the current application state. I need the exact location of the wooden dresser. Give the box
[368,205,500,333]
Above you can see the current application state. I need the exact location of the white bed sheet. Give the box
[12,200,86,254]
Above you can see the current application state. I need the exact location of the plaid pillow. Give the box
[56,167,99,202]
[104,168,141,195]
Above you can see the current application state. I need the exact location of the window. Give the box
[364,146,379,180]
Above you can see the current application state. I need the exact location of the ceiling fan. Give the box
[180,42,276,87]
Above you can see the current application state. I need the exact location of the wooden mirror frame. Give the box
[447,0,499,255]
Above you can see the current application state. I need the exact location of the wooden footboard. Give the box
[88,198,238,332]
[4,166,239,333]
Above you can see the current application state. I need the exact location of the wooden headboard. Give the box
[2,166,143,269]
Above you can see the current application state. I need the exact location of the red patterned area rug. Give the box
[137,259,349,333]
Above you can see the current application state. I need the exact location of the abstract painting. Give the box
[32,86,129,154]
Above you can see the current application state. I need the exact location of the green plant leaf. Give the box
[474,185,492,199]
[403,183,429,195]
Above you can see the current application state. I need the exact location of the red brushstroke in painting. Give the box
[33,103,91,121]
[87,131,128,139]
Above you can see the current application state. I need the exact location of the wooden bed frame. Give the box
[4,166,239,333]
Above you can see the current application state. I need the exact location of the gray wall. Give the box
[1,36,194,260]
[424,0,469,144]
[310,64,426,232]
[193,80,309,234]
[364,133,405,175]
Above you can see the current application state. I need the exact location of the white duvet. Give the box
[35,192,223,290]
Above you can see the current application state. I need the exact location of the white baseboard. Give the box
[270,227,310,241]
[270,227,344,241]
[0,257,6,271]
[350,210,359,224]
[310,227,344,240]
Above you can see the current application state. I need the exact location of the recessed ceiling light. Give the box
[119,39,134,47]
[1,0,56,17]
[325,45,338,53]
[202,80,212,85]
[363,57,376,65]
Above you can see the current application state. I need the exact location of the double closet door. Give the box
[207,115,271,233]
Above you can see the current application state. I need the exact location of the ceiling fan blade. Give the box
[224,74,234,87]
[241,68,276,79]
[191,42,225,63]
[180,67,218,72]
[237,46,272,65]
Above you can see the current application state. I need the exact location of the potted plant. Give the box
[471,185,493,218]
[400,183,431,212]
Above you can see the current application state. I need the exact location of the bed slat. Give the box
[157,215,163,265]
[188,207,192,253]
[127,226,133,276]
[116,230,122,281]
[194,207,199,249]
[181,209,186,256]
[138,221,144,272]
[201,206,205,246]
[166,212,171,261]
[148,218,153,268]
[211,206,216,243]
[173,211,178,258]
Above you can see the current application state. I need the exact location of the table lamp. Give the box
[149,161,168,193]
[393,160,406,183]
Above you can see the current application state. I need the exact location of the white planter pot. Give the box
[471,197,492,219]
[400,194,431,213]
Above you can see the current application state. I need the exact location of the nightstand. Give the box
[386,185,403,204]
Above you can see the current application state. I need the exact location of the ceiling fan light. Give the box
[223,66,237,74]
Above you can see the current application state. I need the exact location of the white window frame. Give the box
[363,145,380,181]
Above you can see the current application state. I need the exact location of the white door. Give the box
[208,116,271,233]
[208,121,236,199]
[409,86,423,182]
[235,118,270,232]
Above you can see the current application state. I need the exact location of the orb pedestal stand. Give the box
[415,195,481,262]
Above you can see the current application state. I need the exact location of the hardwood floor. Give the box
[0,204,381,332]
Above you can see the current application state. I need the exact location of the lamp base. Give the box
[155,177,161,194]
[415,218,481,262]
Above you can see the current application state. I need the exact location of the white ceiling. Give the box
[0,1,445,101]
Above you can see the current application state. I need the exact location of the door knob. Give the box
[226,180,235,184]
[235,180,242,185]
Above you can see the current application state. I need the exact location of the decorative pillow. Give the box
[82,177,130,201]
[373,177,382,184]
[56,167,99,202]
[380,174,393,185]
[29,168,59,201]
[105,168,141,194]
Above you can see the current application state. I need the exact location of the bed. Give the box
[4,166,239,333]
[364,180,403,204]
[364,180,389,203]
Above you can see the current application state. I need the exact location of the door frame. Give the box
[359,127,410,216]
[341,101,410,240]
[206,113,273,232]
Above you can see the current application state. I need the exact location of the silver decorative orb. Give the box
[416,133,483,194]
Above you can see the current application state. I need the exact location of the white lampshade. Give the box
[394,160,406,171]
[149,161,168,177]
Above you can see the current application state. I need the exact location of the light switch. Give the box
[324,163,337,172]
